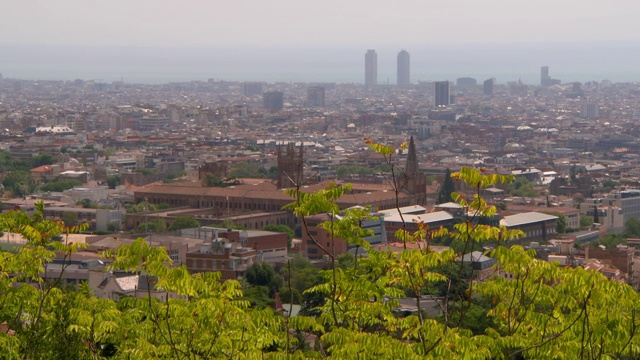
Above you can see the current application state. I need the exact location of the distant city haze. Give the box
[1,42,639,84]
[1,0,638,84]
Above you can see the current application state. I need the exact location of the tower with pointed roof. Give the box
[403,136,427,205]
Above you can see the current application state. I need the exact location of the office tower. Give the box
[483,78,494,95]
[243,82,263,96]
[541,66,561,86]
[456,77,477,88]
[263,91,284,111]
[581,101,600,119]
[365,50,377,86]
[434,81,450,107]
[541,66,549,85]
[397,50,410,86]
[307,86,326,107]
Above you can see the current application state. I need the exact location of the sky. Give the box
[1,0,639,83]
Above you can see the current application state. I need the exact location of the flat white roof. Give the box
[384,211,453,224]
[500,212,558,227]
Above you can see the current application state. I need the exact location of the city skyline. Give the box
[2,41,639,85]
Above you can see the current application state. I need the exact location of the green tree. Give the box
[556,213,567,233]
[76,198,92,208]
[40,179,83,192]
[624,217,640,238]
[580,215,594,228]
[593,205,600,224]
[106,175,120,189]
[245,262,284,297]
[508,176,537,197]
[168,216,201,231]
[227,162,268,179]
[437,168,455,204]
[2,170,36,196]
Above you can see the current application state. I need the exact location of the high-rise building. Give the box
[365,50,377,86]
[434,81,450,107]
[456,77,477,88]
[243,82,263,96]
[397,50,410,86]
[306,86,325,107]
[263,91,284,111]
[581,101,600,119]
[483,78,494,95]
[541,66,549,85]
[541,66,561,86]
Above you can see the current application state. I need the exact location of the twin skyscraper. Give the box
[365,49,410,86]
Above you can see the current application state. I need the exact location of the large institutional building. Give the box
[133,139,428,231]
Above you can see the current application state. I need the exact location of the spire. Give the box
[405,136,418,176]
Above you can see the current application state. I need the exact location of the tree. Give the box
[245,262,284,297]
[76,198,92,208]
[437,168,455,204]
[508,176,537,198]
[2,170,36,196]
[3,147,640,358]
[580,215,594,228]
[168,216,201,231]
[40,179,83,192]
[556,213,567,233]
[624,217,640,238]
[106,175,120,189]
[593,205,600,224]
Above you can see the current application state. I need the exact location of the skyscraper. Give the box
[306,86,325,107]
[365,50,377,86]
[434,81,450,107]
[263,91,284,111]
[397,50,410,86]
[541,66,561,86]
[483,78,494,95]
[541,66,549,85]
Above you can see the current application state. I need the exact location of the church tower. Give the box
[277,142,304,189]
[403,136,427,205]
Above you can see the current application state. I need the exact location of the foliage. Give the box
[437,168,455,204]
[580,215,594,228]
[76,198,92,208]
[40,179,83,192]
[592,234,626,249]
[106,175,120,189]
[624,217,640,238]
[126,200,158,213]
[245,262,284,297]
[335,165,374,178]
[557,213,567,233]
[134,168,155,175]
[1,140,640,358]
[2,170,36,196]
[227,162,270,179]
[203,173,240,187]
[168,216,201,231]
[508,176,537,198]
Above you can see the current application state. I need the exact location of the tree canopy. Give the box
[0,144,639,358]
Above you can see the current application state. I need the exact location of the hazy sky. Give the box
[2,0,638,47]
